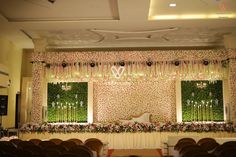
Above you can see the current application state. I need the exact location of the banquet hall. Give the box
[0,0,236,157]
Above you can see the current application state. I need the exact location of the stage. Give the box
[19,131,236,148]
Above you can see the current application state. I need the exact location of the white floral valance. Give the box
[31,49,230,81]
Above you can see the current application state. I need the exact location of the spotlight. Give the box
[90,62,95,67]
[146,60,153,67]
[62,61,67,68]
[174,60,180,66]
[119,61,125,66]
[45,63,51,68]
[203,59,209,66]
[48,0,56,3]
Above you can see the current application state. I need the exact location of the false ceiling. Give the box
[0,0,236,48]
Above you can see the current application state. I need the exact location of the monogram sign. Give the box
[111,66,125,79]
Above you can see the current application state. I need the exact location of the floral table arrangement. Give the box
[19,122,236,134]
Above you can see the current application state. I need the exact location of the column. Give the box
[228,50,236,124]
[31,39,47,123]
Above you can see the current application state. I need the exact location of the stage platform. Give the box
[19,131,236,156]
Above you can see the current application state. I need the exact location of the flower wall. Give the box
[30,49,236,124]
[47,82,88,122]
[93,81,176,122]
[181,80,224,122]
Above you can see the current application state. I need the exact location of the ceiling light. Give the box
[169,3,176,7]
[150,13,235,20]
[181,14,207,19]
[152,15,178,20]
[209,13,235,18]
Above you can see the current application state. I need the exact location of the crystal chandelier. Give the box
[61,83,71,91]
[196,82,207,89]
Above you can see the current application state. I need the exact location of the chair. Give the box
[178,138,196,144]
[17,141,34,148]
[43,145,67,154]
[39,140,56,149]
[59,153,84,157]
[218,147,236,157]
[9,139,22,147]
[60,141,77,151]
[18,144,47,157]
[69,145,94,157]
[84,138,104,157]
[179,144,202,157]
[17,148,34,157]
[192,153,217,157]
[175,141,196,152]
[7,128,19,137]
[174,138,196,150]
[199,141,219,152]
[0,141,15,147]
[120,112,151,123]
[0,141,18,155]
[50,138,63,145]
[29,138,42,145]
[182,149,207,157]
[212,144,234,156]
[197,138,217,145]
[221,141,236,147]
[67,138,83,145]
[0,153,18,157]
[44,149,61,157]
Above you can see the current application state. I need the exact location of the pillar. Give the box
[228,56,236,123]
[224,35,236,123]
[31,39,47,123]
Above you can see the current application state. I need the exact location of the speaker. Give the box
[15,93,20,128]
[0,95,8,115]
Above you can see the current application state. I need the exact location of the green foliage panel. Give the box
[181,80,224,122]
[47,82,88,122]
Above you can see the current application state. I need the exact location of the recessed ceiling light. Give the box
[169,3,176,7]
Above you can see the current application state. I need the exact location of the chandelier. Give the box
[61,83,71,91]
[196,82,207,89]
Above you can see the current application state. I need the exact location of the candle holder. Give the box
[186,92,218,122]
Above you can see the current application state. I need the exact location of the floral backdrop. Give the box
[93,81,176,122]
[30,49,236,124]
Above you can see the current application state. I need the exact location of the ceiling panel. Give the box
[22,27,236,48]
[149,0,236,20]
[0,0,236,49]
[0,0,119,21]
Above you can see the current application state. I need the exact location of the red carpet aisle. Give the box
[107,149,163,157]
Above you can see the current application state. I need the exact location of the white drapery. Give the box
[19,132,236,149]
